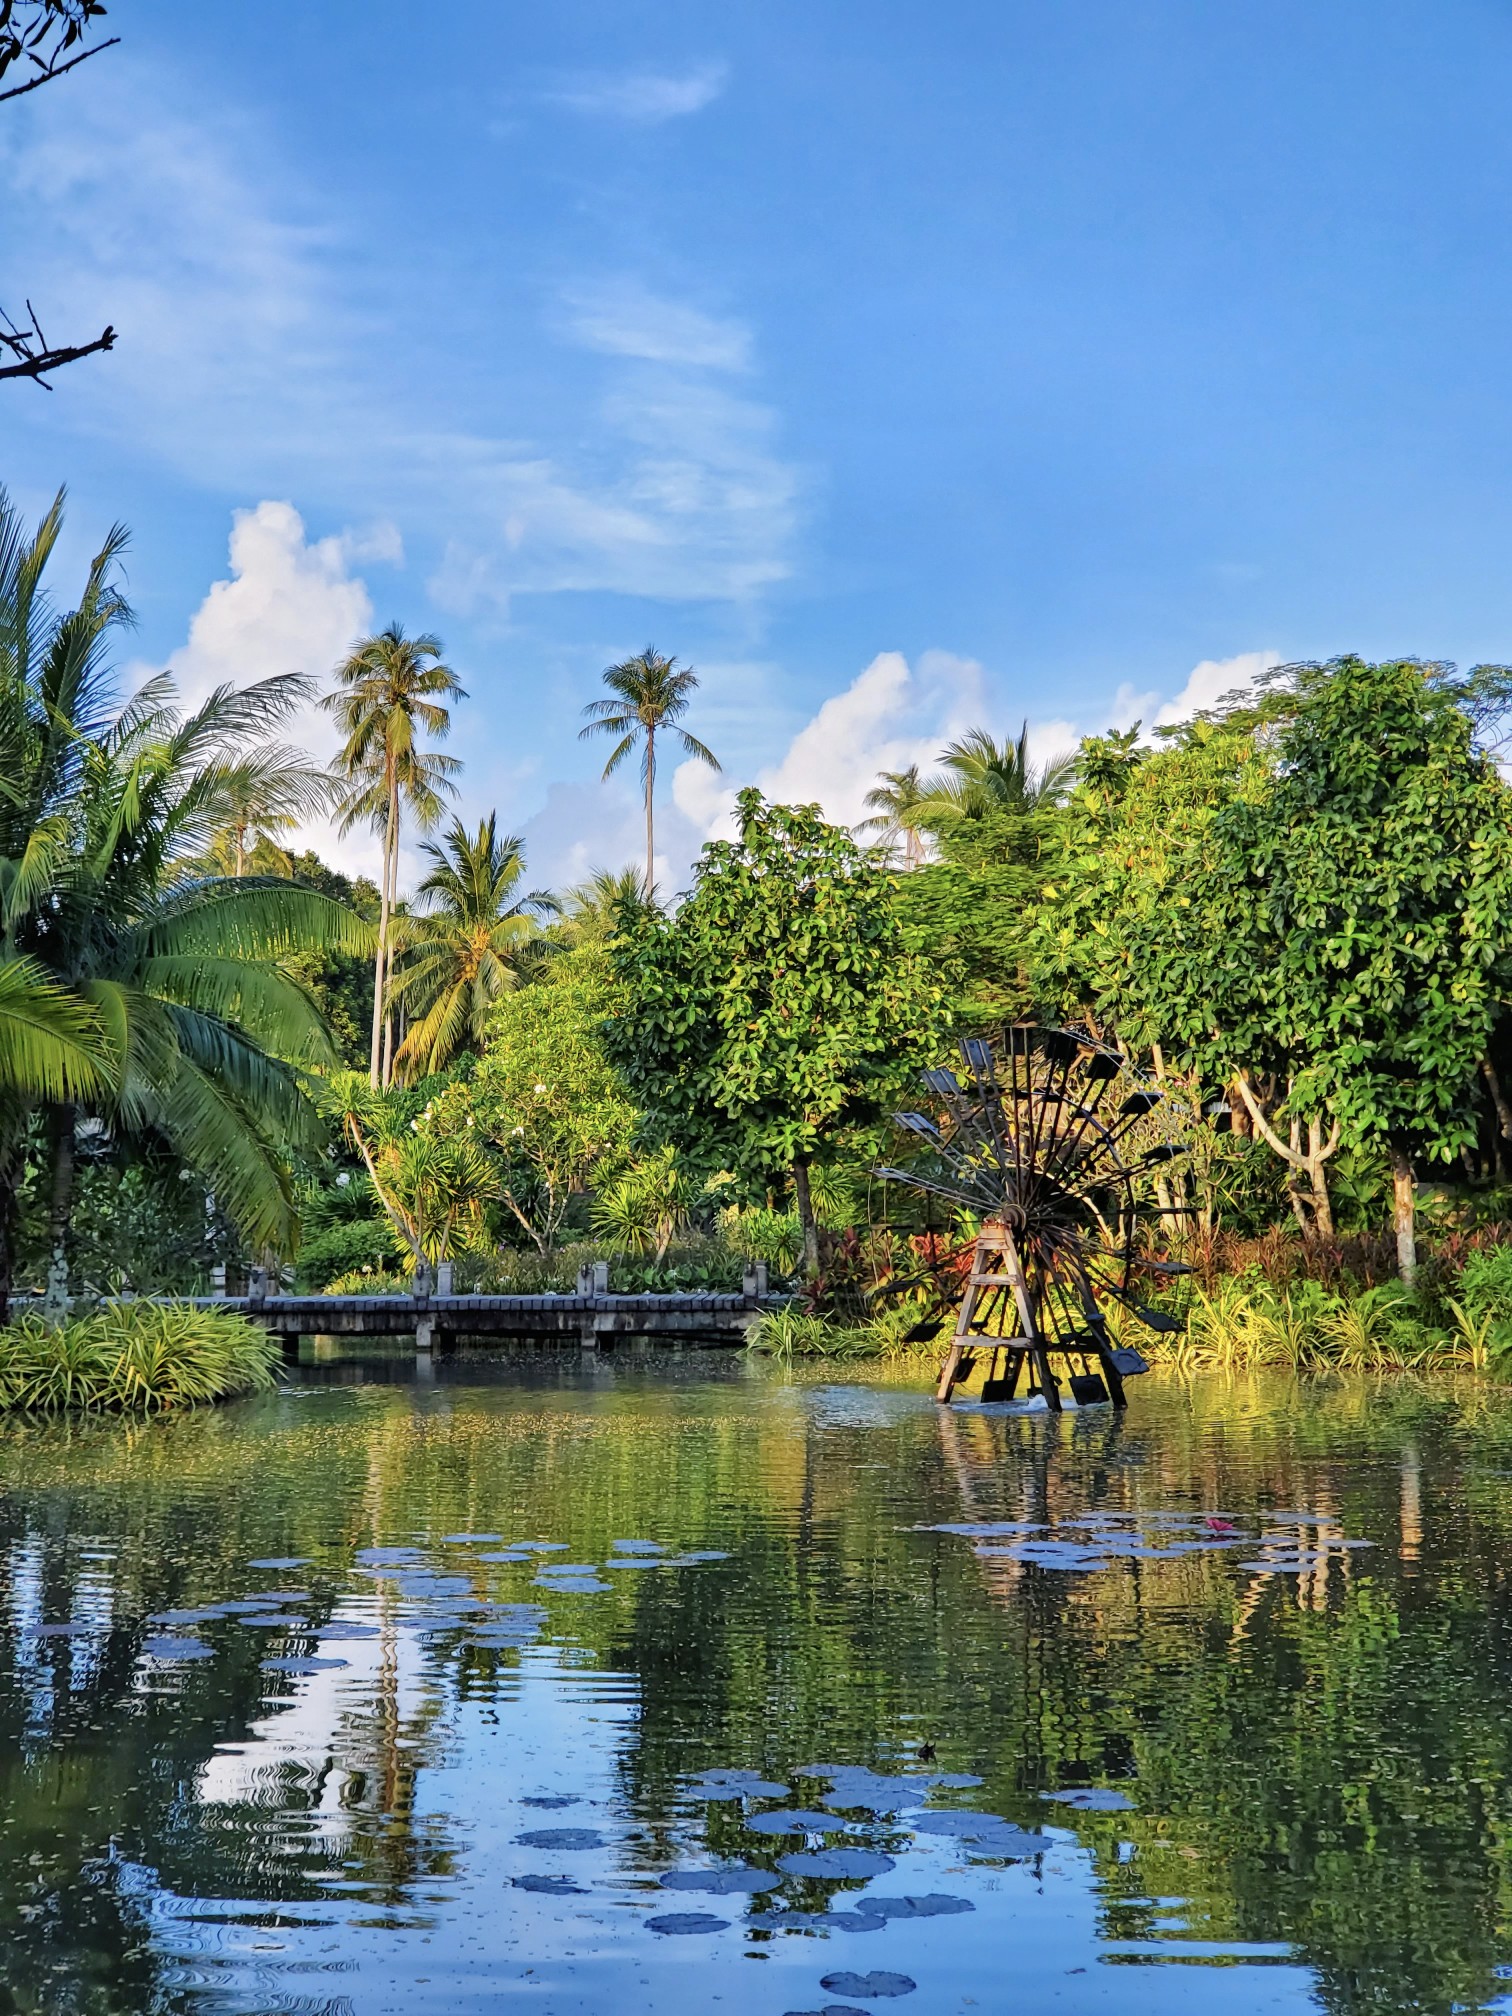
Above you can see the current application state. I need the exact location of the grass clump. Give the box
[0,1304,281,1414]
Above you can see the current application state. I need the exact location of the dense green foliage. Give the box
[606,790,947,1271]
[0,1302,279,1411]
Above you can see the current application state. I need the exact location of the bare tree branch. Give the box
[0,300,115,385]
[0,31,115,101]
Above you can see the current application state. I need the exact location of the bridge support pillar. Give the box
[416,1315,436,1353]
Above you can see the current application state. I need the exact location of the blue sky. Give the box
[5,0,1512,886]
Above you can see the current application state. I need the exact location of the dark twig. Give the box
[0,299,116,386]
[0,31,115,101]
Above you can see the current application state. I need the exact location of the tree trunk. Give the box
[793,1156,820,1279]
[41,1104,76,1322]
[644,725,656,898]
[370,768,397,1088]
[0,1132,20,1326]
[1389,1146,1417,1288]
[1304,1117,1335,1240]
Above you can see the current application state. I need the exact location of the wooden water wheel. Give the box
[876,1028,1190,1409]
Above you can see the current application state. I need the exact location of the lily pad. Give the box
[147,1609,223,1627]
[1042,1787,1133,1811]
[261,1656,348,1673]
[32,1622,96,1638]
[142,1635,214,1660]
[825,1912,888,1933]
[820,1973,917,1999]
[521,1795,579,1809]
[441,1533,500,1543]
[319,1622,382,1640]
[605,1557,665,1569]
[248,1557,309,1569]
[778,1849,896,1879]
[512,1873,587,1894]
[611,1540,665,1553]
[646,1912,729,1935]
[514,1828,604,1850]
[235,1613,303,1627]
[660,1867,775,1895]
[862,1895,974,1918]
[687,1775,791,1800]
[747,1809,841,1835]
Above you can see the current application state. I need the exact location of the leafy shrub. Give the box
[0,1305,280,1414]
[1455,1244,1512,1359]
[748,1306,878,1360]
[295,1217,396,1290]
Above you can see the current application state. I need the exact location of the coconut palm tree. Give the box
[391,816,557,1081]
[558,866,649,947]
[859,763,931,867]
[322,624,465,1086]
[922,723,1078,823]
[0,485,369,1316]
[206,743,339,877]
[578,646,719,897]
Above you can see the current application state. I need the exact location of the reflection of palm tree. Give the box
[323,625,464,1087]
[392,815,557,1080]
[578,647,719,898]
[860,764,930,867]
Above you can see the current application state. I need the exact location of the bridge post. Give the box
[435,1261,454,1296]
[413,1260,434,1354]
[247,1266,268,1309]
[743,1261,768,1301]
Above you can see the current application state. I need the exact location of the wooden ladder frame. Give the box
[934,1221,1126,1411]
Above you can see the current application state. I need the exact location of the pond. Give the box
[4,1352,1512,2016]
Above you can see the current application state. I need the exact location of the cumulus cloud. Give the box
[135,501,399,881]
[548,61,729,123]
[674,648,1024,843]
[1153,649,1278,726]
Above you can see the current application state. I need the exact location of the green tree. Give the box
[322,623,464,1086]
[392,815,556,1081]
[606,789,948,1275]
[1127,661,1512,1281]
[461,944,637,1253]
[578,645,719,897]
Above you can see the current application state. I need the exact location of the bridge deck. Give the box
[195,1288,778,1349]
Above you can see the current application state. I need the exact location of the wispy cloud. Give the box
[562,280,751,370]
[547,60,729,124]
[0,66,799,617]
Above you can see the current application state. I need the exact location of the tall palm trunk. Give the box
[644,723,656,896]
[41,1102,76,1321]
[370,764,398,1088]
[381,824,400,1086]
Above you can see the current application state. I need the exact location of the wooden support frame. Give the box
[935,1220,1127,1412]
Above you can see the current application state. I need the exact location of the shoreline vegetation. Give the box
[0,1304,280,1415]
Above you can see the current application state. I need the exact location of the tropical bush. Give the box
[294,1218,396,1291]
[0,1304,280,1413]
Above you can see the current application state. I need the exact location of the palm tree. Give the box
[578,646,719,897]
[205,738,339,876]
[558,866,649,947]
[0,486,368,1316]
[322,624,465,1086]
[391,816,557,1081]
[922,723,1078,822]
[859,763,931,867]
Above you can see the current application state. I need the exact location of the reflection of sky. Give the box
[157,1618,1321,2016]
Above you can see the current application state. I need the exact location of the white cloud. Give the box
[674,648,1005,843]
[135,501,397,882]
[548,61,729,123]
[1153,649,1278,727]
[561,281,751,371]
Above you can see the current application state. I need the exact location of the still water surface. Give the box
[4,1352,1512,2016]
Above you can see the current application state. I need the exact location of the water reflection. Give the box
[3,1358,1512,2012]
